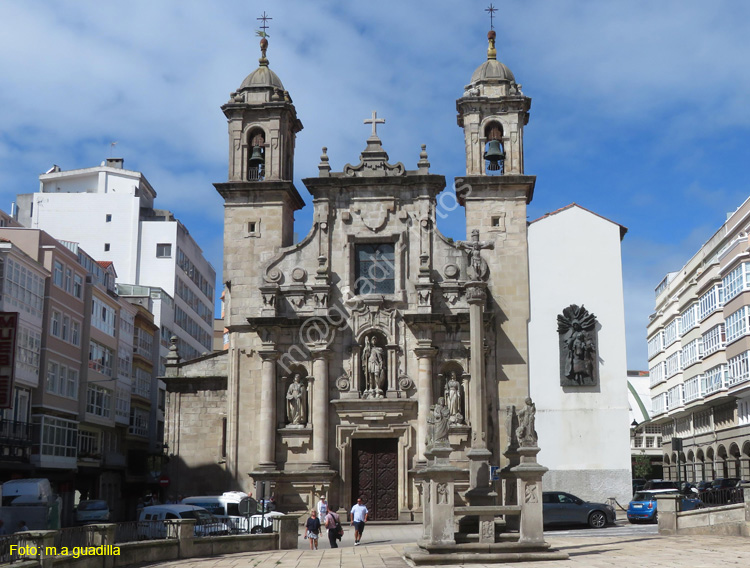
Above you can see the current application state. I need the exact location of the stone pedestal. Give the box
[510,446,548,545]
[416,446,462,546]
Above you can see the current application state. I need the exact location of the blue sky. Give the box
[1,0,749,370]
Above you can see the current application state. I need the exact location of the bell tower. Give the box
[215,28,304,328]
[456,30,530,176]
[456,25,536,452]
[221,32,302,182]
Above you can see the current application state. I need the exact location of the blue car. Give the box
[627,490,702,523]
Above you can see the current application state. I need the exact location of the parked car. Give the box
[632,478,647,494]
[695,480,712,492]
[137,505,229,539]
[701,478,744,505]
[542,491,616,528]
[182,493,283,533]
[627,490,702,523]
[642,480,680,491]
[75,500,110,524]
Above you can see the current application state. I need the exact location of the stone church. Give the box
[163,28,631,517]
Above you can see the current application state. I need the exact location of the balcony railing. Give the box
[0,419,32,444]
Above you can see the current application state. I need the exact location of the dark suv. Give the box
[643,480,680,491]
[702,478,743,505]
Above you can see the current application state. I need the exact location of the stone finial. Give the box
[487,30,497,60]
[318,147,331,177]
[271,88,282,101]
[417,144,430,174]
[166,335,181,365]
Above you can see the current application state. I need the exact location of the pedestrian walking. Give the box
[17,520,30,533]
[350,497,368,545]
[304,510,321,550]
[316,495,328,518]
[324,506,342,548]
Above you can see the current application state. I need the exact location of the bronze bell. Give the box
[249,145,265,168]
[484,139,505,171]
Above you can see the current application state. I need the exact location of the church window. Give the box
[248,221,258,235]
[104,243,110,252]
[355,243,395,295]
[492,216,500,227]
[106,214,112,222]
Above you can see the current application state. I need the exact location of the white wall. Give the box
[528,205,632,504]
[31,191,141,283]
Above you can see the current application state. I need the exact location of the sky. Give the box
[1,0,750,371]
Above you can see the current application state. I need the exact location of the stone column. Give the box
[311,349,331,467]
[465,281,493,503]
[258,350,279,469]
[352,345,361,395]
[414,346,437,463]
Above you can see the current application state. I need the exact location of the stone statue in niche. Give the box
[443,371,464,425]
[426,397,451,448]
[557,304,598,386]
[285,373,307,427]
[457,229,493,281]
[515,397,537,447]
[361,334,386,399]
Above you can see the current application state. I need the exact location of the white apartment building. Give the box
[647,196,750,482]
[14,158,215,361]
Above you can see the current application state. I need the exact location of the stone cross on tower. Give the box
[364,111,385,138]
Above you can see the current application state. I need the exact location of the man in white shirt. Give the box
[350,497,368,545]
[316,495,328,518]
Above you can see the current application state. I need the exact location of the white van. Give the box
[137,504,229,539]
[1,479,61,530]
[182,492,282,534]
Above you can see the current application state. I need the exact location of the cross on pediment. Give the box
[364,111,385,138]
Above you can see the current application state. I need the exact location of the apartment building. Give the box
[14,158,216,364]
[0,225,164,523]
[647,196,750,483]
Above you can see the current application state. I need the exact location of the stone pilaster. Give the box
[311,349,331,467]
[511,446,548,545]
[258,350,279,469]
[414,346,438,463]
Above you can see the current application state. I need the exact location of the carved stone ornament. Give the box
[398,374,414,391]
[515,397,538,448]
[524,484,538,504]
[443,263,460,280]
[352,201,395,232]
[437,483,449,505]
[464,285,487,304]
[291,267,307,282]
[265,267,283,283]
[361,333,387,399]
[335,374,350,391]
[426,397,451,448]
[557,304,598,387]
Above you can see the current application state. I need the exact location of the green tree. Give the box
[632,454,652,479]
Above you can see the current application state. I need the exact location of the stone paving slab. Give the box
[142,526,750,568]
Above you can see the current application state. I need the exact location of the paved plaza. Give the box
[145,523,750,568]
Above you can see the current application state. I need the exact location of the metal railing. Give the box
[698,486,745,507]
[0,534,24,564]
[54,526,96,549]
[115,520,179,543]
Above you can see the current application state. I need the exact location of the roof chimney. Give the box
[106,158,124,169]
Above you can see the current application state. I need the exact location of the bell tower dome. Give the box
[456,30,531,175]
[221,32,302,181]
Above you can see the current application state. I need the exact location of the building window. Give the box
[89,341,114,377]
[86,384,112,418]
[129,406,149,437]
[681,337,703,368]
[105,214,112,222]
[726,306,749,344]
[50,311,61,337]
[355,243,395,295]
[699,283,724,320]
[728,350,750,387]
[664,318,681,347]
[78,430,100,457]
[104,243,110,252]
[665,351,682,378]
[647,331,664,360]
[248,221,257,234]
[53,261,63,287]
[156,243,172,258]
[73,274,83,299]
[702,364,728,395]
[71,321,81,346]
[702,323,726,356]
[680,303,699,333]
[36,415,77,457]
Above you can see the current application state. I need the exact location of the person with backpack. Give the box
[324,505,342,548]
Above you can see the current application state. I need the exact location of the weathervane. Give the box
[485,4,497,30]
[257,11,272,36]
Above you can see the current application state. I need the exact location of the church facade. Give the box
[163,29,631,516]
